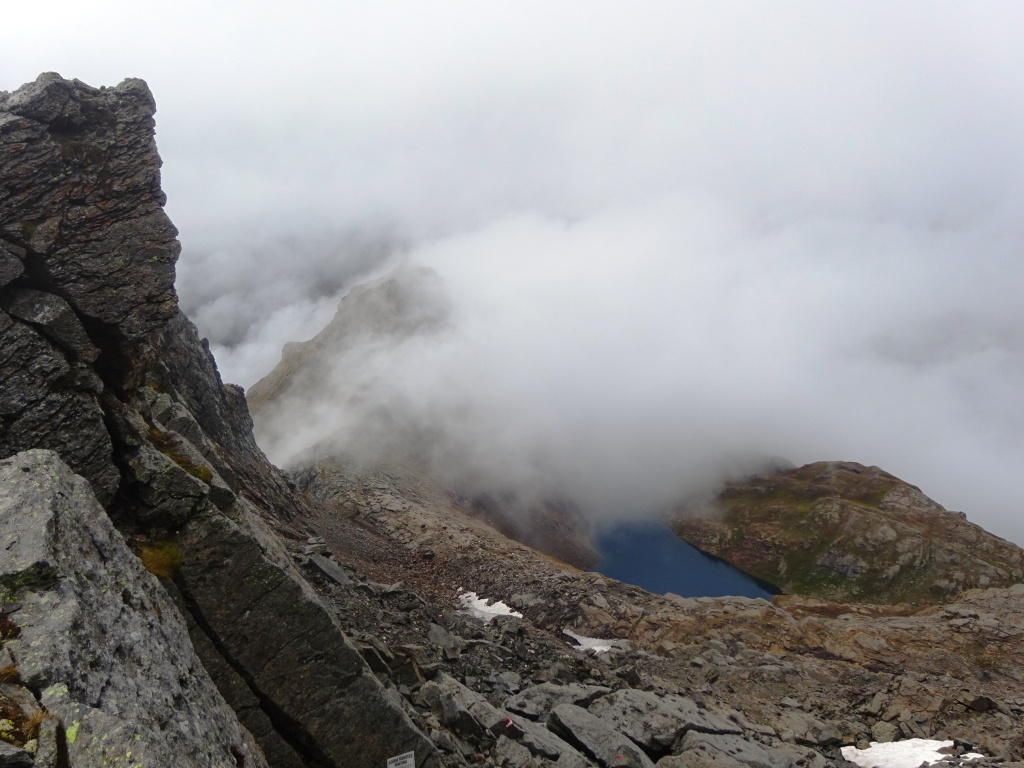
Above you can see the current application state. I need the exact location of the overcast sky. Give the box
[4,3,1024,543]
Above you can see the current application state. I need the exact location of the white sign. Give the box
[387,751,415,768]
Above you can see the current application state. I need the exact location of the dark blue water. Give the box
[591,521,779,599]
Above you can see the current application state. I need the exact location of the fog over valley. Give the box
[5,2,1023,543]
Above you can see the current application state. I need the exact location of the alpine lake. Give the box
[590,520,779,600]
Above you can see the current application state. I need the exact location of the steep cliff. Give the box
[1,73,439,768]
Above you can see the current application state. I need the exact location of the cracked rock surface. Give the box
[0,450,266,768]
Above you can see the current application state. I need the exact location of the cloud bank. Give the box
[250,197,1024,540]
[4,2,1023,541]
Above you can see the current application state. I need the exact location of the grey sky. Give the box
[4,3,1023,542]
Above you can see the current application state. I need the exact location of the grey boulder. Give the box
[588,688,742,756]
[0,449,267,768]
[677,732,794,768]
[548,704,655,768]
[505,682,613,721]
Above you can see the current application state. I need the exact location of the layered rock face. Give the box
[668,461,1024,604]
[0,72,170,504]
[0,73,438,768]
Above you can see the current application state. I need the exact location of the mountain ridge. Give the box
[1,72,1022,767]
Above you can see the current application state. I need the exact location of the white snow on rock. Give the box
[840,738,985,768]
[457,589,523,623]
[562,629,613,654]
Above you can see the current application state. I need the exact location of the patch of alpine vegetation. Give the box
[668,461,1024,604]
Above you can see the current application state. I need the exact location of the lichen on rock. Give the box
[0,449,267,767]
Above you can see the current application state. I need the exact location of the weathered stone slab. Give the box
[0,310,117,502]
[126,440,209,525]
[0,288,99,362]
[588,688,742,756]
[518,717,589,764]
[309,552,354,585]
[493,734,538,767]
[549,704,655,768]
[0,741,34,767]
[0,245,23,288]
[421,672,507,738]
[177,503,440,767]
[505,682,612,721]
[656,751,746,768]
[678,732,794,768]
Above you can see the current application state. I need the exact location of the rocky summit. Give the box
[1,73,1023,768]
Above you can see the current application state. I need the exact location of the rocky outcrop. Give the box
[0,73,177,342]
[668,461,1024,604]
[548,704,655,768]
[175,503,439,768]
[0,72,300,522]
[0,74,439,767]
[246,266,451,420]
[0,450,266,767]
[292,459,600,570]
[0,284,116,504]
[0,73,178,504]
[586,688,743,751]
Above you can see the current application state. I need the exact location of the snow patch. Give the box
[457,589,523,623]
[840,739,985,768]
[563,629,613,654]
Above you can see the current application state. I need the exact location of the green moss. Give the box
[179,459,213,484]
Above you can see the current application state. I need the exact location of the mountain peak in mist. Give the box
[248,264,449,414]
